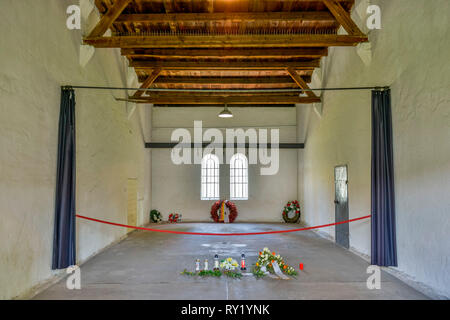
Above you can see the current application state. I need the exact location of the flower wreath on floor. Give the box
[168,213,181,223]
[282,200,301,223]
[150,209,162,223]
[210,200,238,223]
[252,247,297,278]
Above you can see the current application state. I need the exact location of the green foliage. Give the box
[198,270,222,277]
[180,269,197,276]
[181,269,222,277]
[181,269,241,278]
[251,265,266,278]
[150,209,162,223]
[223,270,242,278]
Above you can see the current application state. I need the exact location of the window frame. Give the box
[229,153,249,200]
[200,153,220,200]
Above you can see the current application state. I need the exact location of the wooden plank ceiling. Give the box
[84,0,368,105]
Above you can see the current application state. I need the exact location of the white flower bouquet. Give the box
[219,257,239,271]
[253,247,297,276]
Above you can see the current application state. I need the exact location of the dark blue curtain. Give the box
[52,87,76,269]
[371,89,397,266]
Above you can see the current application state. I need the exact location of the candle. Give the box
[214,254,219,271]
[240,253,246,270]
[195,259,200,272]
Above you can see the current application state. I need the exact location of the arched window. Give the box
[230,153,248,200]
[201,154,220,200]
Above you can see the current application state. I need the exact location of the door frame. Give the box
[334,165,349,249]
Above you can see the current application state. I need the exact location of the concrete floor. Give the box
[34,223,428,300]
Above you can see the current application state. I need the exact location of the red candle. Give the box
[240,254,246,270]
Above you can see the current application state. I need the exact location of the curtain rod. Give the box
[62,85,390,93]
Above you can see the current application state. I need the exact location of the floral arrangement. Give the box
[253,247,297,277]
[168,213,181,223]
[181,257,242,279]
[220,257,239,271]
[210,200,238,223]
[181,269,241,278]
[282,200,301,223]
[150,209,162,223]
[219,258,242,278]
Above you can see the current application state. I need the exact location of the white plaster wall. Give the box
[296,104,314,208]
[151,107,298,222]
[0,0,151,299]
[301,0,450,297]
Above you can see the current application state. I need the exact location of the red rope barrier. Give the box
[76,214,371,236]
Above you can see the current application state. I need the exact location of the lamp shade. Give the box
[218,105,233,118]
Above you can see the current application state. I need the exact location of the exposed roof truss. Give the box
[85,0,368,105]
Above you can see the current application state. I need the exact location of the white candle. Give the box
[214,254,219,270]
[195,259,200,271]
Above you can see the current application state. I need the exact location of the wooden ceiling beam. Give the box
[84,34,368,48]
[152,84,300,89]
[88,0,132,37]
[322,0,365,36]
[114,11,335,24]
[206,0,214,13]
[132,68,162,98]
[155,69,308,77]
[130,59,320,70]
[142,92,302,97]
[122,95,321,105]
[162,0,177,33]
[152,76,309,85]
[205,0,215,33]
[152,104,296,108]
[286,67,318,99]
[121,48,328,59]
[94,0,107,14]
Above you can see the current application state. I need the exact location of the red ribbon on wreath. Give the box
[210,200,238,223]
[168,213,181,223]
